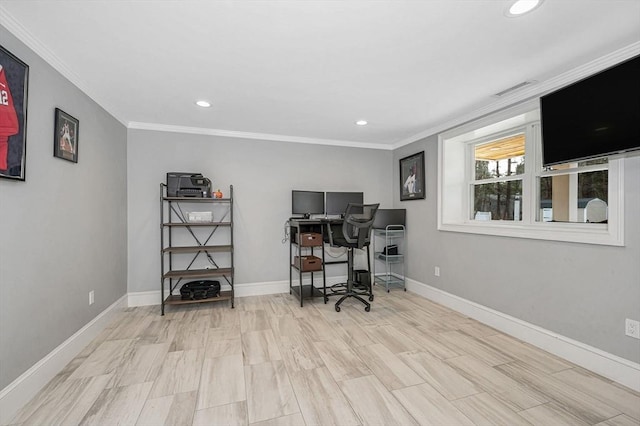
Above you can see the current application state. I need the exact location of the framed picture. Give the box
[53,108,79,163]
[0,45,29,181]
[400,151,425,201]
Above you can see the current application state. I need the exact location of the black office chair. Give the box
[325,203,379,312]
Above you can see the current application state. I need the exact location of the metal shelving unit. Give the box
[372,225,405,292]
[160,184,234,315]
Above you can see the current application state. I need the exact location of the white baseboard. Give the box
[406,278,640,392]
[0,295,128,425]
[128,276,348,307]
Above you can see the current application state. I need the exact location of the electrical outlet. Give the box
[89,290,95,305]
[625,319,640,339]
[434,266,440,277]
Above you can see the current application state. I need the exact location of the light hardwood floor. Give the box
[8,289,640,426]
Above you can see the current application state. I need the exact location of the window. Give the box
[438,102,624,246]
[472,133,525,221]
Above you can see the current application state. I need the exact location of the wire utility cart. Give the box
[372,225,405,292]
[160,184,234,315]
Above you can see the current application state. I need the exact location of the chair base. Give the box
[334,291,371,312]
[325,279,374,312]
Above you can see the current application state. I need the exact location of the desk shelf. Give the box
[289,220,327,307]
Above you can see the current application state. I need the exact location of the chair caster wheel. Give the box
[335,306,341,312]
[324,297,329,303]
[387,289,390,293]
[404,288,407,292]
[369,295,374,301]
[365,306,371,312]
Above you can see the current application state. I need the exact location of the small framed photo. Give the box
[53,108,79,163]
[400,151,425,201]
[0,45,29,181]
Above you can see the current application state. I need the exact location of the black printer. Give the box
[166,172,211,197]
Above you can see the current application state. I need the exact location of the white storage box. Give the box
[187,211,213,223]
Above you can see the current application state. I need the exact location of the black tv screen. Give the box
[325,191,364,215]
[540,55,640,166]
[291,190,324,217]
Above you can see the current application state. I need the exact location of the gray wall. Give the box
[393,136,640,364]
[127,130,393,293]
[0,27,128,389]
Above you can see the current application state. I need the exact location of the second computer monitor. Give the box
[325,191,364,216]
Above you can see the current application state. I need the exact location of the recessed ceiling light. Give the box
[505,0,543,17]
[196,100,211,108]
[355,120,368,126]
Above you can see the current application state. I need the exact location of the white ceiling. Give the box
[1,1,639,149]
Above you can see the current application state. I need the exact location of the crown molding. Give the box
[127,121,393,150]
[393,41,640,150]
[0,6,128,126]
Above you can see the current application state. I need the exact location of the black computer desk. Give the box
[288,218,347,307]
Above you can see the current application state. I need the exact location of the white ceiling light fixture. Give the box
[195,100,211,108]
[355,120,368,126]
[505,0,544,17]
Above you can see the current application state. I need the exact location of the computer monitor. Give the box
[291,190,325,218]
[325,192,364,216]
[373,209,406,229]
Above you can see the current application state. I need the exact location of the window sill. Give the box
[438,221,623,246]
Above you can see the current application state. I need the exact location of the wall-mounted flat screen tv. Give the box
[540,55,640,166]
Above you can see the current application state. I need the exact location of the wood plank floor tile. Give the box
[251,412,307,426]
[136,391,197,426]
[596,414,640,426]
[277,333,326,373]
[20,375,111,426]
[362,324,423,353]
[340,375,418,426]
[170,314,209,351]
[205,336,242,358]
[451,392,534,426]
[79,381,152,426]
[207,323,242,342]
[398,350,481,400]
[496,360,621,424]
[392,383,475,426]
[400,325,464,359]
[240,310,272,333]
[192,401,248,426]
[518,401,591,426]
[484,333,573,374]
[445,355,523,394]
[552,367,640,420]
[242,329,283,365]
[148,349,204,398]
[354,343,424,391]
[313,340,372,382]
[136,318,178,346]
[107,342,169,388]
[197,354,246,410]
[438,330,514,366]
[205,303,241,328]
[332,318,377,347]
[69,339,136,379]
[244,361,299,424]
[9,370,73,424]
[289,367,360,426]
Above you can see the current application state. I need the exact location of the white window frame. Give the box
[438,101,624,246]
